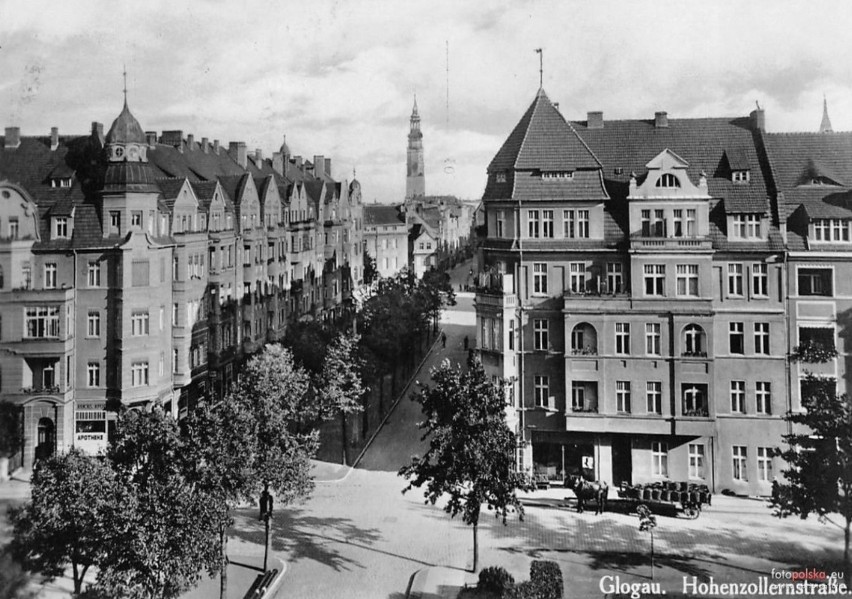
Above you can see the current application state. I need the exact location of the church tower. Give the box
[820,96,834,133]
[405,96,425,200]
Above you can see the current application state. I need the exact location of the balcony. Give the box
[630,235,713,251]
[21,385,61,395]
[570,404,598,414]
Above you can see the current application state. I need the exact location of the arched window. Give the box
[683,324,706,356]
[656,173,681,188]
[571,323,598,355]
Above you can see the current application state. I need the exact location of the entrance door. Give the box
[35,417,55,462]
[612,436,632,487]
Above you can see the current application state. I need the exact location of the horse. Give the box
[566,475,608,515]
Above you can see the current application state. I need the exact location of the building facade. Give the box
[476,88,851,497]
[0,102,365,466]
[364,204,408,279]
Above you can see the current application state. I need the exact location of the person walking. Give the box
[441,331,447,348]
[463,335,469,350]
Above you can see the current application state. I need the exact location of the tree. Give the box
[399,358,530,572]
[9,449,115,595]
[637,504,658,580]
[363,250,378,286]
[93,408,226,599]
[771,373,852,576]
[319,333,366,465]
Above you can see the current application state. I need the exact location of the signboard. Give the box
[75,432,107,454]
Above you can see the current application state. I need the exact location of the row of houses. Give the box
[476,90,852,496]
[0,100,366,467]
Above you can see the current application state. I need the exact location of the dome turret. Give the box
[106,101,146,145]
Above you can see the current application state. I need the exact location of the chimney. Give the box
[186,134,194,150]
[324,158,331,178]
[255,148,263,165]
[750,108,765,132]
[201,137,209,153]
[145,131,157,146]
[553,102,560,111]
[50,127,59,150]
[272,151,284,175]
[213,139,220,154]
[91,122,104,145]
[229,141,247,168]
[4,127,20,150]
[295,155,303,169]
[587,111,604,129]
[314,155,324,177]
[654,111,668,128]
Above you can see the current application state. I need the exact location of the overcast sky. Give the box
[2,0,851,203]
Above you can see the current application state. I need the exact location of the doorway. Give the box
[612,435,632,487]
[35,417,55,462]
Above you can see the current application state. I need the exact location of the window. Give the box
[496,172,506,183]
[652,442,668,476]
[87,311,100,337]
[87,261,101,287]
[25,306,60,338]
[131,211,143,228]
[568,262,585,293]
[752,263,768,297]
[812,219,850,242]
[87,363,100,387]
[9,217,19,239]
[798,268,832,296]
[131,311,149,336]
[676,264,698,296]
[534,375,549,408]
[508,319,515,351]
[576,210,589,238]
[732,170,750,183]
[571,323,596,354]
[682,384,708,416]
[527,210,540,238]
[646,382,662,414]
[541,210,554,238]
[730,380,746,413]
[756,382,771,414]
[732,446,748,481]
[729,322,744,354]
[606,263,623,293]
[615,323,630,355]
[44,263,57,289]
[563,209,590,239]
[672,209,683,237]
[131,260,149,287]
[645,323,661,356]
[643,264,665,296]
[754,322,770,355]
[533,319,548,351]
[496,210,505,238]
[686,209,696,236]
[732,214,761,239]
[727,264,743,296]
[55,217,68,238]
[656,173,680,188]
[616,381,631,413]
[542,170,574,180]
[109,211,120,234]
[757,447,773,482]
[131,362,149,387]
[688,444,705,479]
[683,324,705,355]
[172,303,179,326]
[532,263,547,295]
[641,209,651,236]
[642,210,665,237]
[571,382,586,411]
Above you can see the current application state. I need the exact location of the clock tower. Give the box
[405,96,425,200]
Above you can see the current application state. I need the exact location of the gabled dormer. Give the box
[50,207,75,240]
[629,149,709,200]
[797,159,845,187]
[724,148,751,184]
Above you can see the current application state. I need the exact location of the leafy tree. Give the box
[637,504,658,580]
[0,401,22,458]
[771,373,852,575]
[284,320,332,375]
[9,449,115,595]
[93,408,226,599]
[399,358,530,572]
[363,250,378,286]
[319,333,366,465]
[420,268,457,330]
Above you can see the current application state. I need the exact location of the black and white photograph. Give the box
[1,1,851,597]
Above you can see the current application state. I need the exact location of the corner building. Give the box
[477,89,801,497]
[0,103,365,467]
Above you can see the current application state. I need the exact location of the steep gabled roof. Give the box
[364,204,405,226]
[488,88,601,172]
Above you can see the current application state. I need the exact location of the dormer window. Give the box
[813,219,851,242]
[50,178,72,188]
[54,217,68,239]
[656,173,680,188]
[732,214,762,239]
[541,171,574,180]
[732,170,750,184]
[496,172,507,183]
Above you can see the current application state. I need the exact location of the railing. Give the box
[21,385,61,395]
[570,347,598,356]
[681,351,708,358]
[682,407,710,417]
[570,404,598,414]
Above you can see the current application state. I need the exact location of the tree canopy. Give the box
[399,358,529,571]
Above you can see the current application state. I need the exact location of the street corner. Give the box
[407,566,476,599]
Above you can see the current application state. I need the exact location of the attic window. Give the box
[614,167,624,175]
[542,171,574,180]
[496,172,507,183]
[732,171,750,184]
[813,219,851,242]
[51,178,72,188]
[655,174,680,188]
[54,217,68,239]
[811,178,823,186]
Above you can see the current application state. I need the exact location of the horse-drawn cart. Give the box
[616,481,711,519]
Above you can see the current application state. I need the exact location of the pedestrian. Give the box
[441,331,447,348]
[463,335,469,350]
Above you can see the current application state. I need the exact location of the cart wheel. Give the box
[683,504,700,519]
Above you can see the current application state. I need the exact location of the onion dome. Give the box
[106,101,146,145]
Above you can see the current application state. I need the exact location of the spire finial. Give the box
[820,94,833,133]
[352,166,356,179]
[535,48,543,89]
[122,65,128,106]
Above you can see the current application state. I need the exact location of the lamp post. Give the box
[259,485,273,572]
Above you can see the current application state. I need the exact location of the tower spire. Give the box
[535,48,543,89]
[820,94,833,133]
[122,65,128,107]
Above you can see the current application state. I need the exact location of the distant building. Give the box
[476,88,851,497]
[364,203,407,278]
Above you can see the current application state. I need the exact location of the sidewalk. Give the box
[407,567,475,599]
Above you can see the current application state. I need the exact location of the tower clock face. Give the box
[127,146,139,161]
